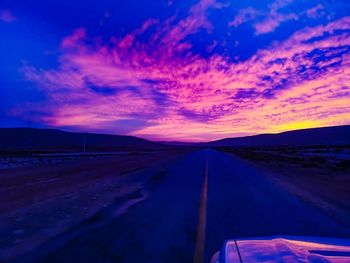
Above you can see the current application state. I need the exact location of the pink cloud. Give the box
[254,12,298,34]
[229,7,259,27]
[229,0,326,35]
[253,0,298,34]
[61,28,86,48]
[17,3,350,141]
[229,0,296,33]
[306,4,325,19]
[0,9,16,23]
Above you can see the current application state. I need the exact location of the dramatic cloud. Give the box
[4,0,350,141]
[230,0,326,35]
[254,0,298,34]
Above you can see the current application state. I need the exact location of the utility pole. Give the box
[83,132,86,153]
[27,121,32,155]
[83,131,88,153]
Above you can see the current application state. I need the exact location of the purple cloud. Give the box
[0,9,16,23]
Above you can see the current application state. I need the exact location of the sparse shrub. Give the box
[309,156,326,164]
[302,162,316,168]
[337,160,350,170]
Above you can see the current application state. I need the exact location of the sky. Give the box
[0,0,350,142]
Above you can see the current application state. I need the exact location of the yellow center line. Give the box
[193,150,209,263]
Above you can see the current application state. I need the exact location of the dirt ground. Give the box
[219,146,350,226]
[0,148,192,261]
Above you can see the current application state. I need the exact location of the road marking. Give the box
[193,150,209,263]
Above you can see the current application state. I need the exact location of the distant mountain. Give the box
[207,125,350,147]
[0,128,162,152]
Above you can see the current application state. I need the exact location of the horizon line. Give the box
[1,123,349,144]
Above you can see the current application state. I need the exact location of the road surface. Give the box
[16,149,350,263]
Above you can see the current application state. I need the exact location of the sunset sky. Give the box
[1,0,350,141]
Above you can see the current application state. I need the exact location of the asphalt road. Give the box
[17,149,350,263]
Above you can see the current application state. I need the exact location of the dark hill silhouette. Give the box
[0,128,162,152]
[1,125,349,152]
[207,125,350,146]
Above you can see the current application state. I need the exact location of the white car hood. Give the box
[211,236,350,262]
